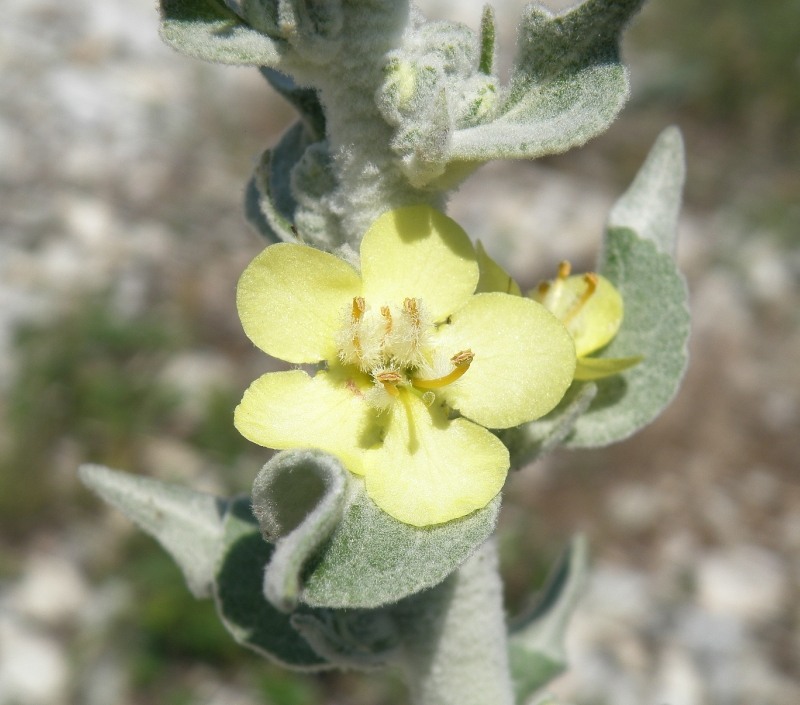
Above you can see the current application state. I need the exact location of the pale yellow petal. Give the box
[531,273,623,358]
[475,241,522,296]
[575,355,643,381]
[363,392,507,526]
[435,293,576,428]
[237,243,361,363]
[360,206,478,322]
[567,275,623,356]
[234,368,381,475]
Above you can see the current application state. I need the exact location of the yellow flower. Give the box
[530,261,642,381]
[235,206,576,526]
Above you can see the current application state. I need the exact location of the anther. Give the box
[381,305,393,335]
[451,350,475,367]
[350,296,366,357]
[375,370,402,397]
[403,298,421,329]
[351,296,365,321]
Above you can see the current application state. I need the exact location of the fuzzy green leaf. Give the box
[160,0,284,66]
[609,126,685,256]
[561,227,689,447]
[290,609,400,669]
[252,451,348,613]
[252,451,502,610]
[478,5,497,76]
[303,483,501,609]
[213,497,333,669]
[563,128,689,447]
[78,465,226,598]
[509,536,589,702]
[245,121,329,243]
[448,0,643,162]
[244,169,285,244]
[261,68,326,141]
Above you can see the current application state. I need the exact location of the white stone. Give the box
[581,565,653,624]
[742,238,796,304]
[0,614,68,705]
[141,436,206,483]
[606,482,662,534]
[696,545,788,623]
[61,196,116,250]
[10,552,90,626]
[159,351,237,398]
[652,646,705,705]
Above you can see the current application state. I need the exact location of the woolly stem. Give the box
[298,1,444,246]
[395,539,515,705]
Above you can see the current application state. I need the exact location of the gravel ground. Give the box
[1,1,798,704]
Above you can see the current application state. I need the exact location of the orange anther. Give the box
[403,297,421,328]
[352,296,366,321]
[381,305,393,334]
[376,370,402,397]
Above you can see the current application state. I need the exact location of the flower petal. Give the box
[435,292,576,428]
[237,243,361,363]
[531,273,623,357]
[475,240,522,296]
[234,368,380,474]
[363,393,507,526]
[360,206,478,322]
[566,274,623,356]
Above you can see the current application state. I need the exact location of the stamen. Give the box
[412,350,474,390]
[375,370,402,397]
[403,298,421,329]
[350,296,366,357]
[563,272,598,325]
[451,350,474,366]
[534,261,571,307]
[381,306,393,335]
[351,296,365,321]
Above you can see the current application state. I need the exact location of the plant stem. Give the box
[299,0,443,246]
[395,539,515,705]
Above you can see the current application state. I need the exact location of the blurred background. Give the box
[1,0,798,703]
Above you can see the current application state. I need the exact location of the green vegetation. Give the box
[1,301,183,532]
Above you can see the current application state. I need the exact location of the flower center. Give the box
[335,296,473,409]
